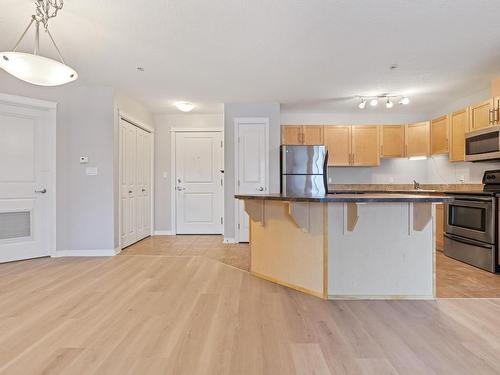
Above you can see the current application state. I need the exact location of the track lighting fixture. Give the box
[356,95,410,110]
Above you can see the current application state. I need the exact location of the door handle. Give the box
[257,187,264,191]
[176,186,186,191]
[128,190,133,194]
[142,188,146,192]
[34,188,47,194]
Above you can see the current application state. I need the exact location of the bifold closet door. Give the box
[136,128,151,241]
[120,119,152,248]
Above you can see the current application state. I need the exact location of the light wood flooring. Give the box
[1,236,500,374]
[436,250,500,298]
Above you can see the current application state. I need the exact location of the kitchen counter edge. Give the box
[235,193,453,203]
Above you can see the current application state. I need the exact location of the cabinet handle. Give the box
[352,153,355,165]
[298,132,301,144]
[489,109,494,124]
[495,108,499,124]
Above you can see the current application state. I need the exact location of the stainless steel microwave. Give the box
[465,126,500,161]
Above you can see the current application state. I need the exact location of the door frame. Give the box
[117,110,155,250]
[170,128,224,236]
[233,117,270,243]
[0,93,57,257]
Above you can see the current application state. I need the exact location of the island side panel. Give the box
[327,202,435,299]
[250,200,326,298]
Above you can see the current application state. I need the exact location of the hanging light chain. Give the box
[35,0,64,29]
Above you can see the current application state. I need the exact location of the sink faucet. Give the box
[413,180,421,190]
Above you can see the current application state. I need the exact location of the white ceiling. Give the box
[1,0,500,115]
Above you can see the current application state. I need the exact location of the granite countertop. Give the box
[235,193,453,203]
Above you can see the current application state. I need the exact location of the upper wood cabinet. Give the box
[449,108,469,162]
[351,125,380,166]
[324,125,379,166]
[324,125,351,166]
[469,99,495,131]
[380,125,405,158]
[302,125,323,145]
[281,125,302,145]
[405,121,430,157]
[281,125,323,145]
[431,115,449,155]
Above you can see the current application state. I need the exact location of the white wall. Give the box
[223,103,281,240]
[153,113,224,232]
[0,76,116,251]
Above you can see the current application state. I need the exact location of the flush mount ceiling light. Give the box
[0,0,77,86]
[357,94,411,110]
[174,101,195,112]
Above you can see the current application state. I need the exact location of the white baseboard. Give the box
[154,230,173,236]
[54,247,120,257]
[223,237,236,244]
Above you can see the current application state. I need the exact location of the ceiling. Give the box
[1,0,500,115]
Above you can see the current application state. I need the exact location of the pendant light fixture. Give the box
[0,0,77,86]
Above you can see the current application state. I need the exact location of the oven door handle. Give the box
[451,197,494,202]
[444,233,494,249]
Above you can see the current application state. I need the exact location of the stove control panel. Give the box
[483,169,500,185]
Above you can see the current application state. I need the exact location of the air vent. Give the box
[0,211,31,240]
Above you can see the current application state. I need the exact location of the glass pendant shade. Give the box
[0,51,78,86]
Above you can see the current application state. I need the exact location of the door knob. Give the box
[176,186,185,191]
[257,187,264,191]
[129,190,133,194]
[142,188,146,192]
[34,188,47,194]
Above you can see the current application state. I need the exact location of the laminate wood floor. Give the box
[1,237,500,374]
[436,251,500,298]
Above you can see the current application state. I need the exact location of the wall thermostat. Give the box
[79,156,89,164]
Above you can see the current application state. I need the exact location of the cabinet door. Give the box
[431,115,449,155]
[449,108,469,162]
[302,125,323,145]
[351,125,380,166]
[380,125,405,158]
[435,204,444,251]
[324,126,351,166]
[405,121,430,157]
[281,125,302,145]
[469,99,494,131]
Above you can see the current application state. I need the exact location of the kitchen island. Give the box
[235,193,452,299]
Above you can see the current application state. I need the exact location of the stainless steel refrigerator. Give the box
[281,145,328,196]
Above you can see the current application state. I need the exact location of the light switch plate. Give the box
[86,167,98,176]
[79,156,89,164]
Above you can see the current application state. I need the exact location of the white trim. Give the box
[0,93,57,109]
[170,127,223,133]
[117,109,155,250]
[154,230,173,235]
[170,128,224,236]
[223,237,236,244]
[233,117,270,243]
[54,247,121,257]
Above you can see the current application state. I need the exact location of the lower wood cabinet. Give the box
[435,204,444,251]
[431,115,449,155]
[449,108,469,161]
[406,121,430,157]
[380,125,405,158]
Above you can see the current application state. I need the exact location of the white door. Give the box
[175,132,223,234]
[120,119,152,248]
[235,118,269,242]
[0,100,54,263]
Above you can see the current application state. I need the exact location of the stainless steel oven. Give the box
[445,195,495,244]
[444,193,497,272]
